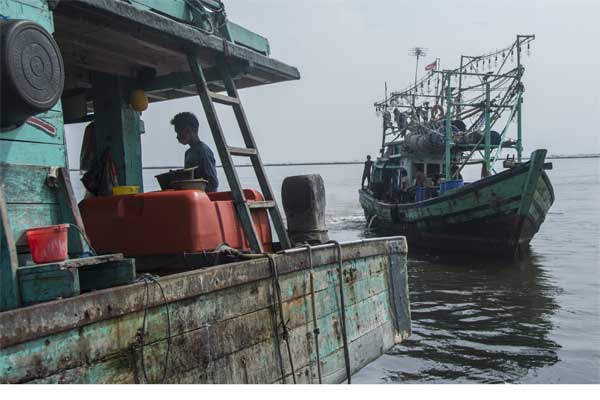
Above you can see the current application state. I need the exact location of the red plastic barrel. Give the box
[26,224,69,264]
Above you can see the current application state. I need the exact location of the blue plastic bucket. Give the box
[416,187,426,202]
[440,179,464,194]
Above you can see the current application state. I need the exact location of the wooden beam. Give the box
[0,184,20,311]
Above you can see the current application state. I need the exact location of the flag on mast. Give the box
[425,60,437,71]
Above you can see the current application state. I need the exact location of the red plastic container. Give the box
[79,189,272,257]
[26,224,69,264]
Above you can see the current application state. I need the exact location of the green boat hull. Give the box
[359,150,554,256]
[0,238,410,384]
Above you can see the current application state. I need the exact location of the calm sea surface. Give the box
[72,158,600,383]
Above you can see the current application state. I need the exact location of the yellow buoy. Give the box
[129,89,148,112]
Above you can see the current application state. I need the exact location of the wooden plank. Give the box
[247,201,275,209]
[5,203,62,248]
[56,168,87,254]
[209,91,240,106]
[0,254,392,382]
[0,110,64,146]
[79,259,136,292]
[0,184,20,311]
[18,268,80,306]
[386,240,411,342]
[228,146,257,157]
[518,150,547,217]
[0,140,66,167]
[0,164,58,204]
[0,239,407,349]
[17,254,124,275]
[16,287,392,384]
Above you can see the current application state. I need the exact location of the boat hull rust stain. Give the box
[0,238,410,384]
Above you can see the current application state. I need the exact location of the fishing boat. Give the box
[0,0,410,383]
[359,36,554,256]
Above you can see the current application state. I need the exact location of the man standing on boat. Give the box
[171,112,219,192]
[362,155,374,189]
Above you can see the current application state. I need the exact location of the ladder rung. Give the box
[247,200,276,209]
[208,91,240,106]
[228,146,257,157]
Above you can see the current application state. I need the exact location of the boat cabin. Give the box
[0,0,300,311]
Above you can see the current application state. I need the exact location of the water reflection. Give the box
[378,248,561,383]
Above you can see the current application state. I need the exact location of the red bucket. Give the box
[26,224,69,264]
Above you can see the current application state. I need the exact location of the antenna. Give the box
[409,47,427,106]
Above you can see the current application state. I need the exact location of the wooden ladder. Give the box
[187,53,291,253]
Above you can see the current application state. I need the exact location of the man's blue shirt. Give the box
[184,141,219,192]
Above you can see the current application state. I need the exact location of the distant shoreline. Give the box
[68,154,599,172]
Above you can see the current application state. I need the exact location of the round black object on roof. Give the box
[1,19,64,128]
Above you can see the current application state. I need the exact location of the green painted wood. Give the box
[0,141,66,167]
[79,259,136,292]
[18,288,392,384]
[18,268,80,306]
[0,110,65,146]
[5,203,61,246]
[0,0,54,31]
[0,252,396,383]
[518,149,547,216]
[0,184,21,311]
[91,73,143,189]
[56,168,87,254]
[386,240,411,341]
[0,239,405,350]
[0,164,58,204]
[227,22,270,55]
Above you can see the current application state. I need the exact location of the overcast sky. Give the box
[66,0,600,167]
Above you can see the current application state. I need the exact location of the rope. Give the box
[67,223,97,256]
[303,244,322,384]
[137,273,172,384]
[265,253,297,384]
[327,240,351,384]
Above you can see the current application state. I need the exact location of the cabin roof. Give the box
[53,0,301,103]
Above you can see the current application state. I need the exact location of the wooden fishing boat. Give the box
[0,0,410,383]
[360,150,553,255]
[360,36,554,256]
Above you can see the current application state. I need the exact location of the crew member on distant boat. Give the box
[362,155,374,189]
[171,112,219,192]
[414,167,426,187]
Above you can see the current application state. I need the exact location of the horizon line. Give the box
[68,153,599,171]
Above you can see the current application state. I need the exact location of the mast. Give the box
[457,55,464,114]
[444,74,453,181]
[484,77,491,175]
[516,35,523,162]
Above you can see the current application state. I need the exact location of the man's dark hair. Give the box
[171,112,199,132]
